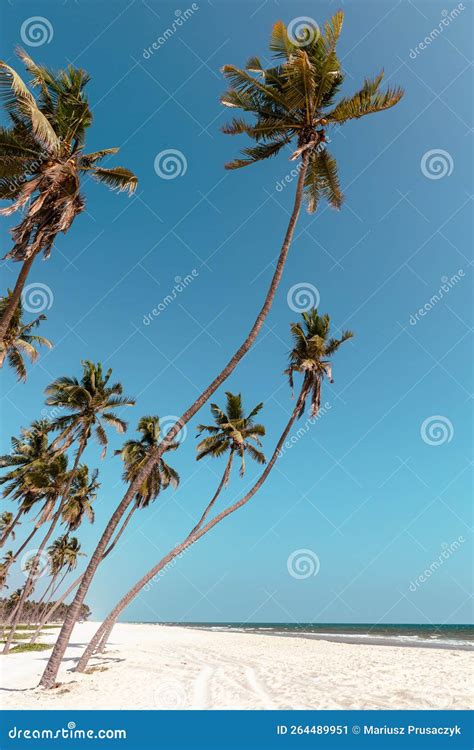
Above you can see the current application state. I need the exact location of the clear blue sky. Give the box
[1,0,472,626]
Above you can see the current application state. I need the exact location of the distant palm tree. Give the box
[0,292,52,379]
[37,534,83,615]
[0,420,51,552]
[286,309,353,416]
[0,48,138,341]
[61,465,99,531]
[40,12,403,689]
[116,416,180,509]
[76,310,353,670]
[0,551,14,589]
[46,360,135,457]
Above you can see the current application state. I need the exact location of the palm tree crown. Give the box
[47,534,82,576]
[61,465,99,531]
[0,292,52,379]
[286,308,353,416]
[196,392,266,476]
[45,360,135,457]
[115,416,180,508]
[0,419,51,510]
[221,11,403,211]
[0,48,137,261]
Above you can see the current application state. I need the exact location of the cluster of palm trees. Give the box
[0,11,403,687]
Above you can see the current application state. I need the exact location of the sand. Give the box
[1,622,472,710]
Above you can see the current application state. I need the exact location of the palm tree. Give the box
[37,535,83,614]
[0,48,138,341]
[61,465,99,531]
[285,309,353,417]
[76,310,351,669]
[197,392,265,477]
[0,551,14,589]
[0,420,51,552]
[39,12,403,688]
[46,360,135,457]
[116,416,180,508]
[0,292,52,379]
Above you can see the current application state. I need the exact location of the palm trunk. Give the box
[9,523,40,566]
[76,381,310,671]
[0,508,23,548]
[190,451,234,535]
[0,254,36,344]
[4,434,87,653]
[29,505,137,645]
[39,153,310,689]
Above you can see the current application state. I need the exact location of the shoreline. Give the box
[1,622,472,710]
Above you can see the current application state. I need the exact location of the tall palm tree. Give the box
[46,360,135,457]
[76,310,351,669]
[39,12,403,688]
[0,292,52,379]
[0,420,51,553]
[197,392,265,477]
[116,416,180,509]
[0,551,14,589]
[61,465,99,531]
[285,309,353,417]
[37,534,83,614]
[0,48,138,341]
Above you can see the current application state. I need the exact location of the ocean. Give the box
[162,622,474,650]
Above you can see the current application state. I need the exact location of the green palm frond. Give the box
[92,166,138,194]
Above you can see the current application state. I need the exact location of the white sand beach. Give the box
[1,622,472,710]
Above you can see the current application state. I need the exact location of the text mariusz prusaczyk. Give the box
[275,724,462,737]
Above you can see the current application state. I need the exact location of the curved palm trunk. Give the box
[4,434,87,652]
[39,153,310,689]
[29,504,137,644]
[76,382,309,671]
[0,253,36,344]
[0,508,23,548]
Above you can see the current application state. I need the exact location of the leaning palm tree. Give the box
[39,13,403,688]
[116,416,180,509]
[37,534,83,615]
[0,292,52,379]
[46,360,135,457]
[0,513,15,541]
[0,551,14,589]
[61,465,99,531]
[196,392,266,477]
[0,48,138,341]
[285,309,353,417]
[0,419,51,552]
[76,310,352,669]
